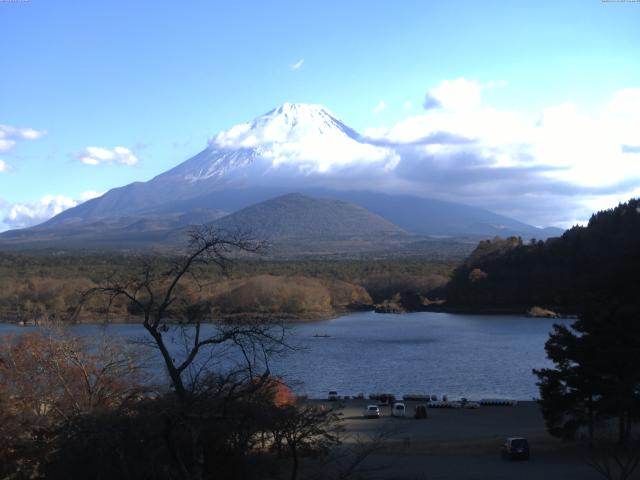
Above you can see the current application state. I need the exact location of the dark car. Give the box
[414,404,428,419]
[377,393,396,406]
[501,437,530,460]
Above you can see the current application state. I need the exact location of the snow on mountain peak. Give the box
[212,102,357,149]
[202,102,398,176]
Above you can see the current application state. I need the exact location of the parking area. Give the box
[308,399,605,480]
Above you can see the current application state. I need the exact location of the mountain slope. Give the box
[300,189,562,238]
[42,103,385,226]
[3,102,563,248]
[210,193,406,240]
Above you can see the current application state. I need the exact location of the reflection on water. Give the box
[0,311,570,400]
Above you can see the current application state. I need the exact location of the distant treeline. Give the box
[443,199,640,313]
[0,254,453,323]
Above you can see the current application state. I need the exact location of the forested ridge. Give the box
[444,199,640,313]
[0,254,453,323]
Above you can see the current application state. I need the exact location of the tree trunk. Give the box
[619,415,627,444]
[290,444,298,480]
[144,322,187,399]
[191,422,204,480]
[588,396,594,446]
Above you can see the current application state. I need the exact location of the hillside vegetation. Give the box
[0,254,453,323]
[211,193,406,239]
[443,199,640,313]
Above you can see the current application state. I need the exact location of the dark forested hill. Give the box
[443,199,640,313]
[210,193,406,239]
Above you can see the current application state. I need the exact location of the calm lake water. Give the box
[0,312,570,400]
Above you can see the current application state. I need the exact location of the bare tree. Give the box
[334,426,405,480]
[586,440,640,480]
[268,404,343,480]
[86,226,288,401]
[83,226,293,480]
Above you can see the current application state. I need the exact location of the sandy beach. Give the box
[304,399,605,480]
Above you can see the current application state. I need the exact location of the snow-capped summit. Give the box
[6,102,563,243]
[213,102,360,148]
[161,102,398,183]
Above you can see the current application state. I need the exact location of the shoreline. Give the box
[0,306,568,327]
[0,310,351,327]
[421,303,579,318]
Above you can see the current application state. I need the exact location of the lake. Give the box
[0,311,569,400]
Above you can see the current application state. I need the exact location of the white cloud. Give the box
[75,146,139,166]
[0,124,47,153]
[363,79,640,227]
[403,101,413,111]
[212,103,399,175]
[423,78,483,111]
[486,79,508,89]
[0,159,11,173]
[205,93,640,226]
[373,81,640,186]
[79,190,103,201]
[4,195,79,229]
[290,59,304,71]
[0,140,15,152]
[373,100,387,114]
[2,190,104,230]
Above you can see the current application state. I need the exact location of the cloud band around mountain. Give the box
[4,80,640,230]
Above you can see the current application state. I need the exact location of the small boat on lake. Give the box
[312,334,331,338]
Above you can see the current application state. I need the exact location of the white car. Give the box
[391,402,406,417]
[364,405,381,418]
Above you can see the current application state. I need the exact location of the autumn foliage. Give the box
[0,332,145,478]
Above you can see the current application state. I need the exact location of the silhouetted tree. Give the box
[535,300,640,444]
[84,226,293,480]
[445,199,640,313]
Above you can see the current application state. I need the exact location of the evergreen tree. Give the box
[534,320,603,442]
[535,299,640,443]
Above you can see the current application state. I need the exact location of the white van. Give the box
[391,402,406,417]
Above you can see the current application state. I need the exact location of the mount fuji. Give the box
[0,103,563,254]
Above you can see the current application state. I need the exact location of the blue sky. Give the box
[1,0,639,230]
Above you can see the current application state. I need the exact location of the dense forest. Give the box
[3,199,639,322]
[444,199,640,313]
[0,254,453,323]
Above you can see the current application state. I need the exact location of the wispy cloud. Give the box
[0,159,11,173]
[0,124,47,153]
[74,146,139,166]
[290,58,304,71]
[373,100,387,114]
[486,79,508,89]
